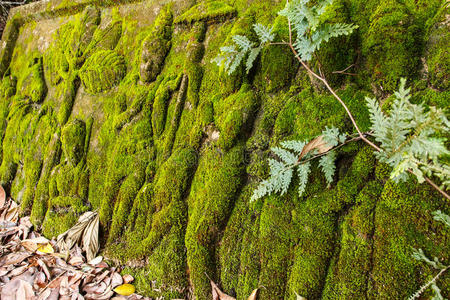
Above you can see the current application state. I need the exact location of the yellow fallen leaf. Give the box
[37,243,54,254]
[248,288,259,300]
[114,283,135,296]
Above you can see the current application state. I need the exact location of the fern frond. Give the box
[281,140,306,155]
[297,162,311,196]
[246,47,261,73]
[271,147,298,165]
[253,23,275,44]
[432,210,450,228]
[411,248,445,269]
[312,23,358,49]
[366,96,390,152]
[322,126,340,147]
[319,151,336,185]
[228,50,246,75]
[232,35,253,51]
[431,283,443,300]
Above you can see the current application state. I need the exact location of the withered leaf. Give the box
[295,292,307,300]
[16,279,35,299]
[57,211,97,252]
[248,288,259,300]
[298,135,333,161]
[210,280,236,300]
[22,236,50,252]
[122,274,134,284]
[0,185,5,208]
[82,212,99,262]
[0,252,31,266]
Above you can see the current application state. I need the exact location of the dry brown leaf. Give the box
[247,288,259,300]
[0,251,31,266]
[88,256,102,265]
[1,278,22,299]
[16,279,35,299]
[298,135,332,160]
[111,272,123,288]
[82,213,99,262]
[4,201,19,223]
[22,236,50,253]
[37,259,51,280]
[9,264,28,277]
[122,274,134,284]
[0,185,5,208]
[210,280,236,300]
[37,288,51,300]
[68,255,84,266]
[33,271,46,289]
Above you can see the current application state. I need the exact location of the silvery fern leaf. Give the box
[232,35,253,51]
[394,78,411,102]
[246,47,261,73]
[322,126,340,147]
[432,210,450,228]
[220,45,237,53]
[312,23,358,49]
[431,283,443,300]
[411,248,445,269]
[366,96,390,146]
[253,23,275,44]
[319,151,336,185]
[272,147,298,165]
[228,50,246,75]
[293,36,316,61]
[281,140,306,155]
[297,162,311,196]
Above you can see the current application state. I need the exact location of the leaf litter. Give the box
[0,185,149,300]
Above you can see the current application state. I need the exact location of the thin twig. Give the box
[332,63,356,74]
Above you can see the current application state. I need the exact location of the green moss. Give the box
[185,144,245,299]
[18,55,47,104]
[214,84,258,150]
[368,176,449,299]
[362,0,421,92]
[174,1,237,24]
[286,192,337,299]
[152,74,181,137]
[84,18,123,56]
[0,14,22,78]
[424,4,449,90]
[254,16,298,92]
[79,50,126,93]
[322,181,381,299]
[139,5,173,83]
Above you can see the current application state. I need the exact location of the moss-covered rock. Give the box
[424,4,449,90]
[0,1,448,299]
[139,5,173,83]
[79,50,126,93]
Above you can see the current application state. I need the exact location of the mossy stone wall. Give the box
[0,0,448,299]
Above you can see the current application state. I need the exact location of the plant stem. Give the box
[283,29,450,200]
[409,265,449,300]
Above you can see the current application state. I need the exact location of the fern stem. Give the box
[409,265,449,300]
